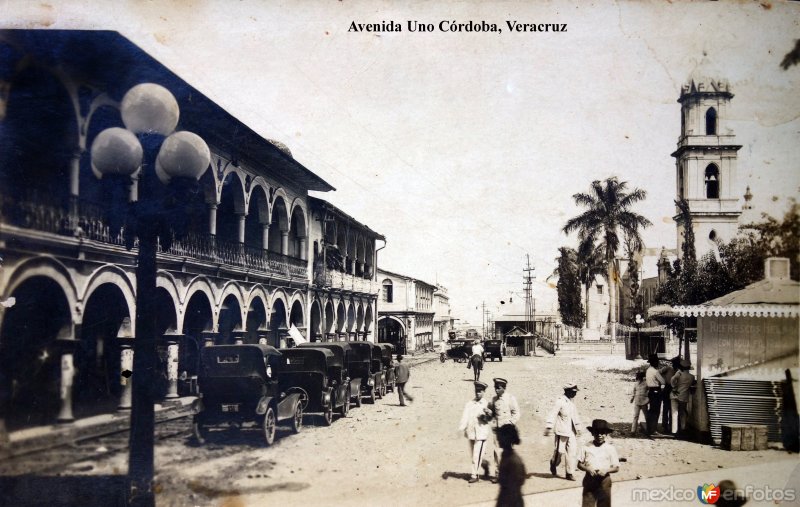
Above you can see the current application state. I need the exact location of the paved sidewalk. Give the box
[465,456,800,507]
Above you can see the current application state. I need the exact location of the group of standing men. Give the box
[639,354,696,438]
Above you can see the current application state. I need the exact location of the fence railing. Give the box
[0,193,308,280]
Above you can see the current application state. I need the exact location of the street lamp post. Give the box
[634,313,645,360]
[90,83,210,507]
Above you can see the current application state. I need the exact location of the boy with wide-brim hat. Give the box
[577,419,619,507]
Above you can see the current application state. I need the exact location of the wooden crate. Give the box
[721,425,768,451]
[754,425,769,450]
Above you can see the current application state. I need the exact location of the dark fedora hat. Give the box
[586,419,614,434]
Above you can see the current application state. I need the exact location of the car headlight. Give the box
[323,392,331,406]
[367,378,374,386]
[190,398,204,414]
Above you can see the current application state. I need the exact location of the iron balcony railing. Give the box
[0,193,308,279]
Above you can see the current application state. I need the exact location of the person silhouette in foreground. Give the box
[495,424,526,507]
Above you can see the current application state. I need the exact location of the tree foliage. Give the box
[555,247,585,328]
[657,199,799,308]
[563,177,652,323]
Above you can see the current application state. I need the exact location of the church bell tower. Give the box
[671,63,742,260]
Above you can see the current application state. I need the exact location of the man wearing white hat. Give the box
[544,383,583,480]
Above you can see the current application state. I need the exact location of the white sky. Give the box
[2,0,799,325]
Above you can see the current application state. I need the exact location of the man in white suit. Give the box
[544,383,583,481]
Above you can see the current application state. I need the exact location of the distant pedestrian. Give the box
[495,424,527,507]
[468,340,484,369]
[645,354,665,437]
[545,383,582,481]
[660,357,679,434]
[670,358,695,437]
[488,377,520,483]
[458,381,492,483]
[395,354,413,406]
[630,371,648,435]
[577,419,619,507]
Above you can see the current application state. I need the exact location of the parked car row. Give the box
[191,341,396,446]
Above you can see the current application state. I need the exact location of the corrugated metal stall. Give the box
[703,377,784,444]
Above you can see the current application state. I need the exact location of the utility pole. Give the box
[523,254,536,355]
[481,301,486,338]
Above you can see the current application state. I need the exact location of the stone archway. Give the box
[75,283,131,418]
[218,294,243,345]
[0,276,73,430]
[378,316,406,355]
[269,298,288,348]
[309,299,322,342]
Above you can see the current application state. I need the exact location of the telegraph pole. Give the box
[523,254,536,355]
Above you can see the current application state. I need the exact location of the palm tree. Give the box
[576,237,607,328]
[563,178,652,324]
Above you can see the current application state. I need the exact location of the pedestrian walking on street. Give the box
[670,358,695,438]
[495,424,527,507]
[577,419,619,507]
[395,354,413,406]
[660,357,679,434]
[629,371,648,435]
[544,383,583,481]
[489,377,520,483]
[458,381,492,483]
[645,354,665,437]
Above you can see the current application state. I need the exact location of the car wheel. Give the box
[369,388,376,404]
[356,392,363,407]
[290,403,303,434]
[322,408,333,426]
[192,415,208,444]
[263,407,276,446]
[340,391,350,417]
[381,384,387,397]
[499,356,503,362]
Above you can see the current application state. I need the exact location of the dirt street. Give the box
[88,353,791,506]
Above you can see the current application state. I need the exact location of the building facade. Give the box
[376,268,438,354]
[0,30,382,436]
[432,284,452,344]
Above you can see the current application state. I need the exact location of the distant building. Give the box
[432,284,453,343]
[376,268,440,354]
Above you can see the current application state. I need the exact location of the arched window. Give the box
[382,279,393,303]
[705,164,720,199]
[705,107,717,135]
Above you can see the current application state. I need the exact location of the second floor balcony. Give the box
[0,193,308,280]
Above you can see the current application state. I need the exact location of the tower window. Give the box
[705,107,717,135]
[709,230,717,241]
[705,165,720,199]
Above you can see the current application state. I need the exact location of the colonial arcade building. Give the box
[0,30,382,439]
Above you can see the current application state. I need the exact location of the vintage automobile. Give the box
[277,347,351,425]
[369,342,388,397]
[191,344,304,446]
[348,342,384,403]
[484,339,503,361]
[377,343,396,393]
[296,341,362,409]
[442,339,471,363]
